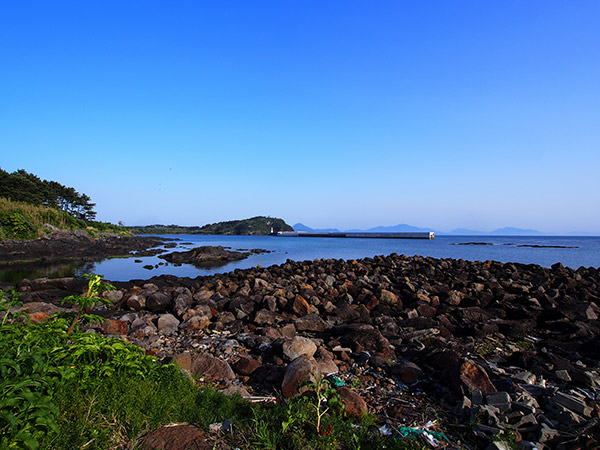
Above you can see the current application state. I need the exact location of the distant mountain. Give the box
[292,223,341,233]
[441,227,544,235]
[294,222,550,236]
[489,227,543,235]
[365,223,435,233]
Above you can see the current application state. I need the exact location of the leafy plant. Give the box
[298,373,344,436]
[61,274,115,335]
[0,288,25,325]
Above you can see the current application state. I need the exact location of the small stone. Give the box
[28,312,50,324]
[147,291,172,312]
[167,352,192,372]
[447,290,464,305]
[485,442,511,450]
[538,423,559,443]
[512,371,536,385]
[126,294,146,310]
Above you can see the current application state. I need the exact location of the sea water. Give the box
[3,234,595,283]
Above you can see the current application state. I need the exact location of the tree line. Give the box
[0,168,97,221]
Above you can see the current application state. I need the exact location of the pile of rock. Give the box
[9,253,600,448]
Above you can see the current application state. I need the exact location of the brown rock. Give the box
[294,313,330,332]
[281,355,320,399]
[391,359,423,384]
[380,289,400,306]
[28,312,50,324]
[126,294,146,311]
[337,387,368,418]
[460,359,497,395]
[293,295,311,316]
[447,290,464,306]
[147,291,172,312]
[103,319,128,335]
[140,423,210,450]
[180,315,210,332]
[168,352,192,372]
[190,353,235,381]
[233,356,260,375]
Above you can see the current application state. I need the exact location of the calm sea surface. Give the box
[1,235,599,283]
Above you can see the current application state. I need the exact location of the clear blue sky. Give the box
[1,1,599,233]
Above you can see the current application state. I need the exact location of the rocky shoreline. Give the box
[7,254,600,449]
[0,229,169,264]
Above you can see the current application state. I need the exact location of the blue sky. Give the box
[1,1,599,233]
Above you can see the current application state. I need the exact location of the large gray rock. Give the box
[157,314,180,335]
[283,336,317,361]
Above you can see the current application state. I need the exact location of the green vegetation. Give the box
[129,215,294,236]
[0,169,96,222]
[0,198,127,240]
[0,276,427,450]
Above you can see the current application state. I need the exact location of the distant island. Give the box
[294,222,555,236]
[128,216,294,236]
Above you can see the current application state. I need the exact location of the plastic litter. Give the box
[396,420,449,448]
[330,376,345,387]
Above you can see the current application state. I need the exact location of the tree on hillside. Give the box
[0,168,97,221]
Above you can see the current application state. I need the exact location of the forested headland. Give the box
[128,216,294,236]
[0,169,125,240]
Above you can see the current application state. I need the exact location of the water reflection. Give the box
[0,260,96,283]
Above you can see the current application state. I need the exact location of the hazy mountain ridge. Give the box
[293,223,563,235]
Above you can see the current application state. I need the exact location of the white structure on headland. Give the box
[277,231,434,239]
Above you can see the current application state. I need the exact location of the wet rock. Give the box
[159,246,250,266]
